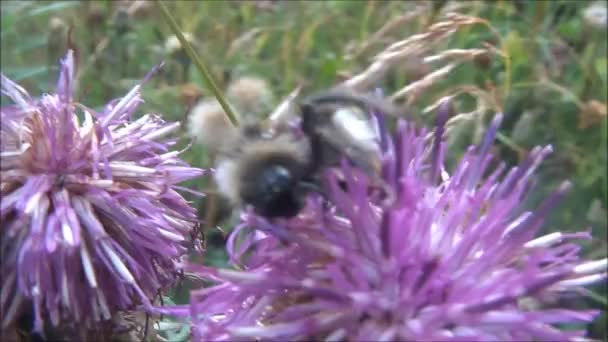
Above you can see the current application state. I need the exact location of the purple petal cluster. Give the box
[1,51,204,334]
[176,102,606,341]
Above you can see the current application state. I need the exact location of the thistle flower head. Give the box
[1,51,204,335]
[176,100,606,341]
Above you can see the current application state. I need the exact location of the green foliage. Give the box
[1,1,606,339]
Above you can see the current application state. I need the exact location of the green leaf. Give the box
[318,53,341,87]
[14,36,47,54]
[556,19,580,41]
[511,111,534,143]
[584,289,608,307]
[503,30,529,68]
[8,66,52,82]
[595,57,607,85]
[0,14,18,37]
[167,324,190,342]
[296,15,327,56]
[252,31,270,57]
[27,1,80,16]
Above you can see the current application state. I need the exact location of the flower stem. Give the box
[154,0,239,127]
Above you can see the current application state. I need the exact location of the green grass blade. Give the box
[154,0,239,127]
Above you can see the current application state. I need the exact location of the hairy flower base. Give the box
[160,105,607,341]
[1,51,204,335]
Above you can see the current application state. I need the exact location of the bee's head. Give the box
[253,164,302,217]
[240,154,309,218]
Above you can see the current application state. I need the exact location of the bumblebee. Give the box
[212,88,397,218]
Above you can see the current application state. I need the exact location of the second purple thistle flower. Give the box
[167,99,607,341]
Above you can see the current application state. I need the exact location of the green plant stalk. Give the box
[359,0,375,42]
[281,29,294,92]
[154,0,239,127]
[583,289,608,307]
[579,39,598,99]
[496,132,526,157]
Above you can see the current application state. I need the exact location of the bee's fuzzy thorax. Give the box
[214,129,310,207]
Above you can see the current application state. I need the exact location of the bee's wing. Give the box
[299,88,396,178]
[314,106,382,177]
[302,87,400,119]
[308,102,395,207]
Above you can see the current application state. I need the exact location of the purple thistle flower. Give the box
[1,51,204,335]
[166,100,606,341]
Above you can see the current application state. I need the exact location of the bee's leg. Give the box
[296,180,329,200]
[295,179,336,218]
[371,176,396,209]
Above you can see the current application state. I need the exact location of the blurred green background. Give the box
[1,0,606,339]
